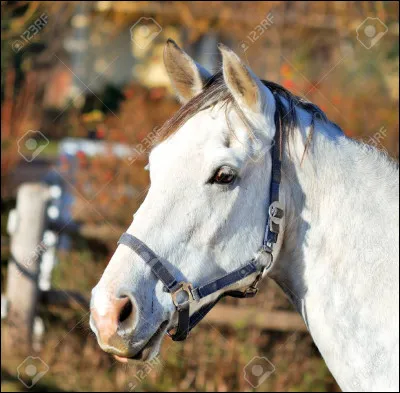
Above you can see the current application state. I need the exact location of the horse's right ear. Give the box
[219,44,268,113]
[163,39,211,103]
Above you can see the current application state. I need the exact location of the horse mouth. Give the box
[114,321,169,363]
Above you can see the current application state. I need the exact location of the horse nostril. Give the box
[118,297,133,324]
[91,291,138,345]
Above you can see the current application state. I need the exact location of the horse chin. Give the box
[113,345,157,364]
[114,321,168,364]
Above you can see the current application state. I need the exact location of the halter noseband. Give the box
[117,123,283,341]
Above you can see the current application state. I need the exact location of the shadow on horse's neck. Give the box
[269,138,309,322]
[269,120,354,312]
[267,119,349,318]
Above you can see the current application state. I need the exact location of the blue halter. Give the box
[117,120,283,341]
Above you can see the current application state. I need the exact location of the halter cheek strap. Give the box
[117,122,283,342]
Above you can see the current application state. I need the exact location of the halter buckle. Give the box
[268,201,284,234]
[171,282,194,310]
[243,286,259,297]
[268,201,284,219]
[166,326,191,339]
[243,265,266,298]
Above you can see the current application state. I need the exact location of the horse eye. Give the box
[211,166,237,185]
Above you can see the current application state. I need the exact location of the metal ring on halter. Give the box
[255,246,274,272]
[170,282,194,310]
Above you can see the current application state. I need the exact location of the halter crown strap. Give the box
[263,111,284,251]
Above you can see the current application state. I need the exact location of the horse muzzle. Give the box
[90,286,170,362]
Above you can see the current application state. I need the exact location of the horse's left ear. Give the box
[164,39,211,103]
[219,44,269,113]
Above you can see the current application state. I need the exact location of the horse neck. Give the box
[269,118,399,391]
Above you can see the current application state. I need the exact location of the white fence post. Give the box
[5,183,49,352]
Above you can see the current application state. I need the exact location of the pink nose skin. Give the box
[91,297,134,345]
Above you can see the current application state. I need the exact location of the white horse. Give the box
[90,40,399,391]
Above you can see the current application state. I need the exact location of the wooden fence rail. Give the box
[39,291,307,333]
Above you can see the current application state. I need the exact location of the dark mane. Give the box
[157,70,337,145]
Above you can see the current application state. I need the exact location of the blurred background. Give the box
[1,1,399,392]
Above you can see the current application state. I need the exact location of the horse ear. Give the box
[164,39,211,103]
[219,44,267,112]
